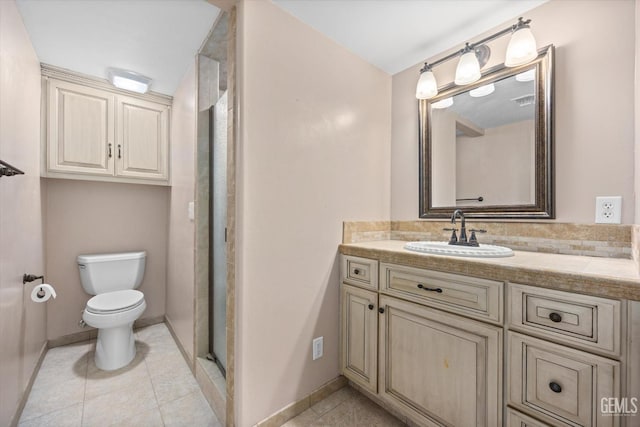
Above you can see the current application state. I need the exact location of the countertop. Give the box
[339,240,640,301]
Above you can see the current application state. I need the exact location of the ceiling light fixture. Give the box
[469,83,495,98]
[416,17,537,99]
[107,68,152,94]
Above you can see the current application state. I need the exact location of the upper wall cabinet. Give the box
[42,65,172,186]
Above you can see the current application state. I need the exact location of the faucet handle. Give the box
[468,229,486,246]
[443,228,458,244]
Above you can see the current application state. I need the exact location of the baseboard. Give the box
[47,315,165,348]
[255,376,348,427]
[164,315,194,371]
[10,342,48,427]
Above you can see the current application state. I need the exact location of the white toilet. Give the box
[77,251,147,371]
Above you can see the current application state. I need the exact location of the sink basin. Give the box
[404,241,514,258]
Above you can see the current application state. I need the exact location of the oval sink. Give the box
[404,241,514,258]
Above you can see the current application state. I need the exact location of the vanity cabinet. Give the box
[339,248,637,427]
[42,68,171,185]
[340,255,503,426]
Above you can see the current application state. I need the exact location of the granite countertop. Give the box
[339,240,640,301]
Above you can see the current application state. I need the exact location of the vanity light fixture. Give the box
[107,68,152,94]
[416,17,537,99]
[515,69,536,82]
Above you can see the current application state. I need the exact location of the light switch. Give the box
[188,201,195,221]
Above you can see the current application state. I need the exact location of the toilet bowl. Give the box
[77,251,147,371]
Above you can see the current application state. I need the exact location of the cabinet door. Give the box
[47,79,115,176]
[341,284,377,393]
[379,295,502,427]
[115,96,169,182]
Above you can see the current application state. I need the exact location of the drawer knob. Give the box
[353,269,360,275]
[549,312,562,323]
[378,307,385,314]
[368,304,374,310]
[417,284,443,293]
[549,382,562,393]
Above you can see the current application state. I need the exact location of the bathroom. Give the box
[1,0,639,426]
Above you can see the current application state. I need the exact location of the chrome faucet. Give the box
[451,209,467,243]
[444,209,486,247]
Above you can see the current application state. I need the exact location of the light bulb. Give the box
[505,26,537,67]
[416,70,438,99]
[455,51,481,85]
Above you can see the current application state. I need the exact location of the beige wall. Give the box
[0,1,47,424]
[392,0,635,223]
[236,1,391,425]
[44,180,169,341]
[166,62,197,362]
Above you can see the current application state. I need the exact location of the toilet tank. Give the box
[77,251,146,295]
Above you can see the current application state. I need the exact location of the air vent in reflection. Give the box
[511,94,535,107]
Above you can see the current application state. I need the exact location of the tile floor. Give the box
[19,323,220,427]
[282,386,406,427]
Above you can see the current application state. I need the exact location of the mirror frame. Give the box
[419,44,554,219]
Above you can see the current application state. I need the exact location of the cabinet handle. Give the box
[117,144,122,159]
[368,304,374,310]
[353,269,360,275]
[108,143,112,158]
[417,284,443,293]
[378,307,385,314]
[549,312,562,323]
[549,382,562,393]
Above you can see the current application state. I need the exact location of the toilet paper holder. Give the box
[23,274,44,285]
[24,274,46,298]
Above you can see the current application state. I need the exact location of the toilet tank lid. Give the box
[77,251,146,264]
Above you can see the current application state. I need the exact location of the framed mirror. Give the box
[419,45,554,219]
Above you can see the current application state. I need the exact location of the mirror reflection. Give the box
[431,68,536,208]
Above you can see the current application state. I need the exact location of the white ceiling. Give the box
[273,0,548,75]
[16,0,220,95]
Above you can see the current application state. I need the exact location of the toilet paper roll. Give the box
[30,284,57,302]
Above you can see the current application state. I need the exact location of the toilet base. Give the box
[95,322,136,371]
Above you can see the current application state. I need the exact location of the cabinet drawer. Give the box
[380,263,503,324]
[507,408,551,426]
[507,332,620,427]
[508,283,622,357]
[341,255,378,290]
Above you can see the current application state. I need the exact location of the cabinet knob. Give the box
[549,382,562,393]
[368,304,374,310]
[353,269,360,275]
[417,284,443,293]
[378,307,385,314]
[549,312,562,323]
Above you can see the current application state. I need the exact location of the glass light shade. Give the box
[108,68,152,94]
[505,27,537,67]
[469,83,495,98]
[454,51,481,85]
[416,70,438,99]
[431,97,453,109]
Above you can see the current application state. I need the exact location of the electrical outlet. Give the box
[595,196,622,224]
[312,337,323,360]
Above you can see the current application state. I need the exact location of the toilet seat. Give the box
[86,290,145,314]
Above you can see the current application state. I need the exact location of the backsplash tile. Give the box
[343,221,633,259]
